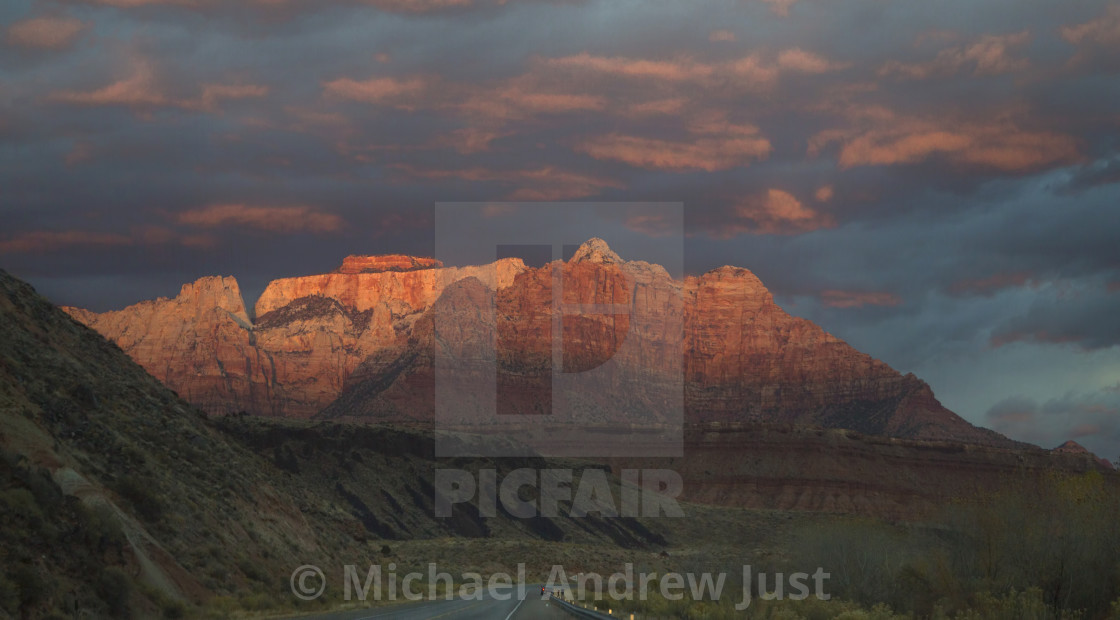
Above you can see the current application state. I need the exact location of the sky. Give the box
[2,0,1119,459]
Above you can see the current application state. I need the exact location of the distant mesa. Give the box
[336,254,444,274]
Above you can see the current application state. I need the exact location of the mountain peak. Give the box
[570,238,622,265]
[1053,440,1114,469]
[1054,440,1090,454]
[177,276,249,323]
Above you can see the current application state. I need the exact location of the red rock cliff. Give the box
[66,257,526,418]
[66,241,1007,445]
[323,240,1007,445]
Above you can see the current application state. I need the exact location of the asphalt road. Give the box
[293,587,587,620]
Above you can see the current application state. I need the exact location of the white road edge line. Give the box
[503,595,526,620]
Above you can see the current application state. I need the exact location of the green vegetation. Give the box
[562,470,1120,619]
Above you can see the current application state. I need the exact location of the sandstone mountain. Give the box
[65,259,527,418]
[68,239,1003,445]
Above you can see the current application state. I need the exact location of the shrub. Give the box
[1,488,43,521]
[161,598,186,619]
[238,592,275,611]
[112,475,164,522]
[80,502,126,551]
[0,574,20,614]
[96,567,133,618]
[9,565,46,608]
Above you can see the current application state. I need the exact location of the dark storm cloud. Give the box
[991,286,1120,350]
[1059,156,1120,193]
[986,389,1120,461]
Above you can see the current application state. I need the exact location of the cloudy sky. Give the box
[2,0,1119,458]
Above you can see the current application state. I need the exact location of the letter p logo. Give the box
[434,203,684,458]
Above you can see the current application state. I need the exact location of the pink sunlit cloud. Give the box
[1061,5,1120,47]
[879,31,1031,79]
[0,231,132,254]
[392,165,623,200]
[322,75,430,108]
[49,60,268,112]
[577,130,772,172]
[5,15,88,50]
[758,0,796,17]
[176,204,344,233]
[730,189,835,235]
[809,106,1082,172]
[776,48,851,74]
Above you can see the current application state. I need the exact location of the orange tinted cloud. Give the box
[879,31,1031,79]
[777,48,850,74]
[50,61,267,112]
[624,211,681,237]
[709,30,736,43]
[723,55,780,87]
[809,107,1081,172]
[730,189,835,235]
[458,81,606,121]
[491,86,606,113]
[436,127,509,154]
[6,15,87,49]
[195,83,269,111]
[506,167,624,200]
[759,0,796,17]
[0,230,131,254]
[543,53,715,82]
[1061,5,1120,46]
[392,165,622,200]
[820,290,902,308]
[322,75,428,107]
[176,204,343,233]
[577,122,772,172]
[535,51,803,93]
[814,185,834,202]
[627,98,688,116]
[50,61,169,107]
[76,0,469,9]
[321,47,832,131]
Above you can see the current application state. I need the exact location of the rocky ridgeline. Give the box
[65,258,527,418]
[66,239,1007,445]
